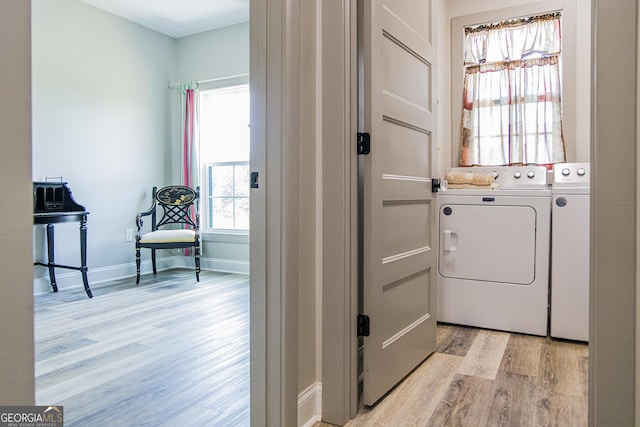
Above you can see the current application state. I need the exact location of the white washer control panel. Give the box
[552,163,590,188]
[500,166,547,188]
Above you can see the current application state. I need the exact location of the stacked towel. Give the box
[445,172,497,189]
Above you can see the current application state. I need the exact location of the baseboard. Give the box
[298,382,322,427]
[33,256,249,294]
[173,256,250,275]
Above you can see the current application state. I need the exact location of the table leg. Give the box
[45,224,58,292]
[80,217,93,298]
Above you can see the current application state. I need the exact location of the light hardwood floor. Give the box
[319,324,588,427]
[34,269,249,427]
[36,271,588,426]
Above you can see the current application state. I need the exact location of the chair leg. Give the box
[151,249,157,274]
[195,244,200,282]
[136,246,141,284]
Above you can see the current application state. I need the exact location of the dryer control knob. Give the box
[527,170,535,178]
[577,168,586,176]
[562,168,571,176]
[513,171,521,179]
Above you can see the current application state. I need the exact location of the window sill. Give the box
[202,230,249,244]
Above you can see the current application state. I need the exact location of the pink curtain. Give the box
[180,83,199,254]
[181,84,198,189]
[460,13,566,167]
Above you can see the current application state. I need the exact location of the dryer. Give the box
[437,166,551,336]
[550,162,590,341]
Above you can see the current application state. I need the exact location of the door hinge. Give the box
[357,132,371,155]
[250,171,259,189]
[357,314,370,337]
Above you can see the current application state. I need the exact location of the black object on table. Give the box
[33,181,93,298]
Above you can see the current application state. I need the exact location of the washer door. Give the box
[439,204,537,285]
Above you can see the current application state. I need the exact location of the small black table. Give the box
[33,181,92,298]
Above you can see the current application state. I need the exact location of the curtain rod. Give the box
[168,73,249,89]
[465,11,561,34]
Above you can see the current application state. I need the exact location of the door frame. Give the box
[250,0,300,425]
[320,1,359,425]
[590,0,637,424]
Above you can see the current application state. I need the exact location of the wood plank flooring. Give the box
[34,270,250,427]
[36,272,588,426]
[319,324,588,427]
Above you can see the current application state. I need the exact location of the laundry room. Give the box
[410,0,593,421]
[431,0,594,421]
[323,0,595,424]
[437,0,592,339]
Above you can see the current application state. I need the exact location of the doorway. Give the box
[30,1,256,424]
[319,0,637,426]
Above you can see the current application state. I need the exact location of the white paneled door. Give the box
[360,0,438,406]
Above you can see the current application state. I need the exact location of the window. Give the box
[207,161,249,229]
[459,13,566,167]
[199,84,250,231]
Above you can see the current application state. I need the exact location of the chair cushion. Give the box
[140,229,196,244]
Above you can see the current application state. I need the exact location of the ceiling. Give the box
[80,0,250,38]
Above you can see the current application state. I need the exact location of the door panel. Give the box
[382,201,430,259]
[382,37,431,112]
[380,121,432,178]
[382,270,432,346]
[361,0,436,406]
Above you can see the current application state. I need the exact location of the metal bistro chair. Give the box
[135,185,200,284]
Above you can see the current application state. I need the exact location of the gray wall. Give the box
[590,0,637,424]
[176,23,249,84]
[31,0,177,290]
[0,0,35,405]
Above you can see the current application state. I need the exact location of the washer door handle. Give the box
[443,230,458,252]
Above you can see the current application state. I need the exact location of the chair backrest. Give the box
[154,185,199,230]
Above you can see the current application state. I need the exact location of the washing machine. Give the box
[550,162,590,342]
[437,166,551,336]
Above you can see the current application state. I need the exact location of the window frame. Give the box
[205,160,250,232]
[196,75,250,238]
[450,0,578,167]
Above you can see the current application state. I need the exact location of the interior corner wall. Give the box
[31,0,177,291]
[0,0,35,405]
[175,23,251,269]
[435,0,450,178]
[176,22,250,84]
